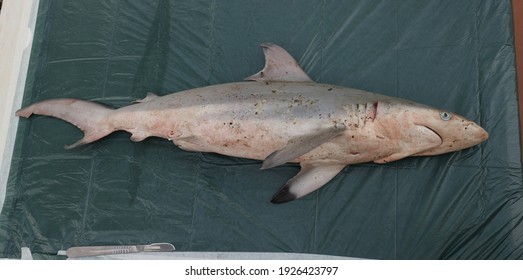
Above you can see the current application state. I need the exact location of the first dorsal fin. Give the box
[245,43,313,82]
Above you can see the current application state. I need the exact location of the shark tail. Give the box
[16,98,115,149]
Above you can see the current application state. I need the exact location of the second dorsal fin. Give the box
[245,43,313,83]
[133,92,159,103]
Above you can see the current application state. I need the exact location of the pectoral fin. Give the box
[271,160,347,203]
[261,125,346,170]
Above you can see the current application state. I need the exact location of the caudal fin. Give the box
[16,98,115,149]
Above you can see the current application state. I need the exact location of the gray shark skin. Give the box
[16,43,489,203]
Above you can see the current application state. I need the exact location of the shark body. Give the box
[16,43,489,203]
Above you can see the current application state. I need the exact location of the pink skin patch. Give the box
[370,102,378,121]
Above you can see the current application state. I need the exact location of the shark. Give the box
[16,43,489,203]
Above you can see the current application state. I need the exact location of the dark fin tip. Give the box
[270,183,297,204]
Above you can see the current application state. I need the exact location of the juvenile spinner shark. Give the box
[16,43,489,203]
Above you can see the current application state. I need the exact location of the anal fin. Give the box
[130,131,149,142]
[271,160,347,203]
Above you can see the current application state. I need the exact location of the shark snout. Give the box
[413,116,488,157]
[461,120,489,144]
[436,120,489,155]
[470,121,489,144]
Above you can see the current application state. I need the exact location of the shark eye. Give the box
[440,112,452,121]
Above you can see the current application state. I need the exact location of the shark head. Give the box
[410,105,489,156]
[373,100,488,164]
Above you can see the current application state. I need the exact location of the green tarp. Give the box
[1,0,522,259]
